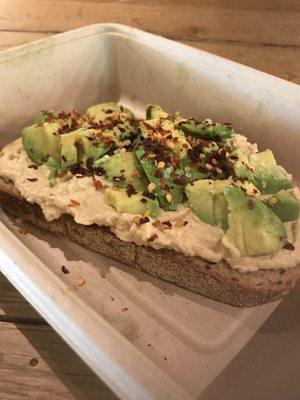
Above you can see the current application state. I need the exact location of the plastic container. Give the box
[0,24,299,400]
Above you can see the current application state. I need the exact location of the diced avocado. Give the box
[249,150,292,194]
[47,157,60,187]
[22,122,61,165]
[234,180,261,197]
[224,186,286,256]
[214,194,229,230]
[104,187,159,218]
[139,118,189,159]
[98,151,148,192]
[185,179,230,229]
[180,155,208,182]
[60,130,82,169]
[250,149,277,169]
[186,180,214,225]
[86,102,135,124]
[231,148,253,180]
[267,190,300,222]
[80,129,110,161]
[179,120,235,140]
[136,146,184,211]
[146,104,169,120]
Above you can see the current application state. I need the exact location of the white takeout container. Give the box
[0,24,299,400]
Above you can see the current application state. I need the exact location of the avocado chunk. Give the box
[185,179,230,229]
[80,129,110,162]
[224,186,286,256]
[231,148,253,180]
[104,187,159,218]
[179,120,235,140]
[98,151,148,192]
[249,150,292,194]
[87,102,134,123]
[139,117,189,159]
[86,102,138,145]
[146,104,169,120]
[22,122,61,165]
[267,190,300,222]
[60,130,83,169]
[180,155,209,182]
[135,145,184,211]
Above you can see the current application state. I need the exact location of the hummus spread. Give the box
[0,138,299,273]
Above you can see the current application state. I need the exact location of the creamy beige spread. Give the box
[0,138,299,273]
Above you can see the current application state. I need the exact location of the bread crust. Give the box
[0,180,299,307]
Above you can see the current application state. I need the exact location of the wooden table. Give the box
[0,1,300,399]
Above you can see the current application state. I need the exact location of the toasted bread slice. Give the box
[0,180,299,307]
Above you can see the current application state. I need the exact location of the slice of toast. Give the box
[0,180,299,307]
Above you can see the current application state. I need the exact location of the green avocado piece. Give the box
[185,179,230,229]
[146,104,169,120]
[180,155,208,182]
[80,129,110,162]
[231,148,253,180]
[249,150,292,194]
[224,186,286,256]
[22,122,61,165]
[267,190,300,222]
[135,145,184,210]
[98,151,148,192]
[86,102,135,123]
[179,120,235,140]
[249,149,277,169]
[60,130,82,169]
[104,187,159,218]
[86,102,137,144]
[47,157,60,187]
[139,118,189,159]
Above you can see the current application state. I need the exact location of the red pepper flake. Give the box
[28,164,38,169]
[160,178,166,189]
[92,176,102,190]
[57,170,67,178]
[27,178,38,182]
[61,265,70,274]
[247,199,254,209]
[147,233,158,242]
[183,221,189,226]
[126,184,136,197]
[19,228,28,235]
[170,154,180,168]
[103,136,112,146]
[162,220,172,229]
[140,216,150,224]
[283,242,295,251]
[68,199,80,207]
[152,221,161,228]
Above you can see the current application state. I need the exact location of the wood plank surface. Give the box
[0,0,300,46]
[0,321,118,400]
[0,1,299,399]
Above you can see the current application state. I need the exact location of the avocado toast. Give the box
[0,102,299,306]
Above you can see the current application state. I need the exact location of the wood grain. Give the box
[0,321,118,400]
[53,0,300,12]
[0,0,300,46]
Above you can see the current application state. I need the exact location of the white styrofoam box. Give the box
[0,24,299,400]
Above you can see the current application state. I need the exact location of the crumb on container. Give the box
[75,276,86,287]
